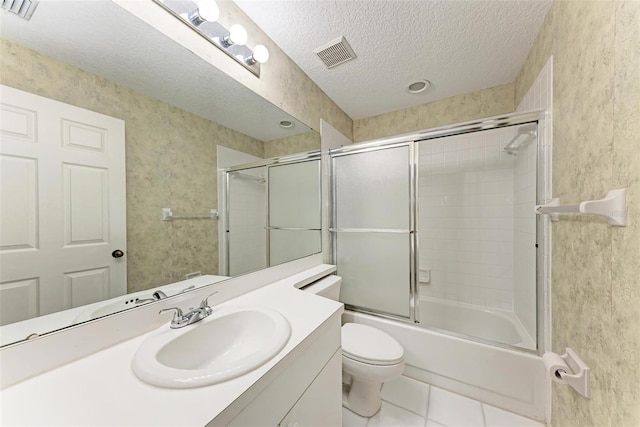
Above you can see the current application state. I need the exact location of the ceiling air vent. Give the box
[313,36,357,69]
[1,0,38,20]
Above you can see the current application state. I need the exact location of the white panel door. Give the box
[0,85,126,325]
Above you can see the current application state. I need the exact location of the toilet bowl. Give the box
[341,322,405,416]
[302,275,405,417]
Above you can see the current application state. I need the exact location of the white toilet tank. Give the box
[302,275,342,301]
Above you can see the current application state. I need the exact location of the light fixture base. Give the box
[153,0,261,77]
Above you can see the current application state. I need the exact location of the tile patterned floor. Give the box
[343,376,544,427]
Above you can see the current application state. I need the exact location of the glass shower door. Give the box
[415,123,539,350]
[226,167,267,276]
[224,153,323,276]
[268,160,321,266]
[331,143,416,320]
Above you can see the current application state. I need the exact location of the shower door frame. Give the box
[330,110,550,355]
[223,150,322,276]
[329,141,419,322]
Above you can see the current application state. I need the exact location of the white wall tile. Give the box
[417,103,545,333]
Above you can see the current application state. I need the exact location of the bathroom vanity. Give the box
[0,264,343,426]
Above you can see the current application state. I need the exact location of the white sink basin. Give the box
[132,305,291,388]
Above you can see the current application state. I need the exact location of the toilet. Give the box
[302,275,405,417]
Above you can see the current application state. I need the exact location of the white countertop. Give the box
[0,271,343,426]
[0,275,230,347]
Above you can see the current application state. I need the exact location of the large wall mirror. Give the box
[0,1,322,347]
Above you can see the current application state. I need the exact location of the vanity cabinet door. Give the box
[279,350,342,427]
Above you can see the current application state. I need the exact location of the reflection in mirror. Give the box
[268,160,322,266]
[0,1,321,347]
[220,153,321,276]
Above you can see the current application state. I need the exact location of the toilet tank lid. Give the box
[342,323,404,365]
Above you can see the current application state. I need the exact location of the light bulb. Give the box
[198,0,219,22]
[228,24,248,46]
[252,44,269,64]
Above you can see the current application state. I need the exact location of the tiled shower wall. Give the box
[418,127,519,311]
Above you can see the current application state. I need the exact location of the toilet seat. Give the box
[341,323,404,366]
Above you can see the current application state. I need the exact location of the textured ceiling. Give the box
[0,2,310,142]
[235,0,552,120]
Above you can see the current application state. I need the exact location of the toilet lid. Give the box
[341,323,404,366]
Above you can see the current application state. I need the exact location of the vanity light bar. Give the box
[153,0,267,77]
[1,0,38,20]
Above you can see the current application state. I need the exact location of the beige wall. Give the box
[515,1,640,425]
[352,83,515,142]
[263,131,321,159]
[0,39,265,292]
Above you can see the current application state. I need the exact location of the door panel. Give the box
[0,278,38,325]
[62,119,107,152]
[64,267,110,308]
[0,155,38,251]
[63,164,109,246]
[0,103,37,143]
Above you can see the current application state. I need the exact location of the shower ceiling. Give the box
[234,0,552,120]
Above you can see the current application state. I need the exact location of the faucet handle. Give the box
[200,291,219,308]
[199,291,219,317]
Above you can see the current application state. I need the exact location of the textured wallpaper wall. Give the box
[352,83,515,142]
[263,131,321,159]
[0,39,265,292]
[515,1,640,425]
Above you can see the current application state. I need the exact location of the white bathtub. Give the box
[342,310,549,422]
[418,297,536,350]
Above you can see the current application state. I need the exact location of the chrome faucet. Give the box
[135,290,168,305]
[159,291,219,329]
[153,290,168,300]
